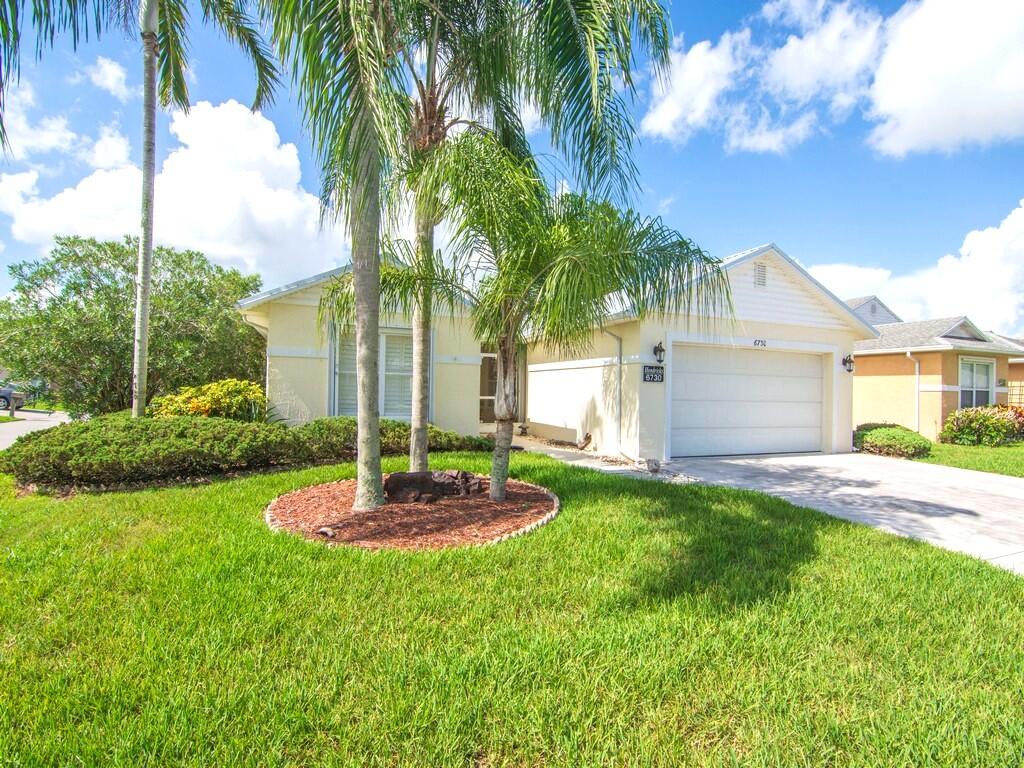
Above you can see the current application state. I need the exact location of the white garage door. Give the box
[670,345,823,457]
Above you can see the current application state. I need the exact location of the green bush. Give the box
[939,406,1023,446]
[854,423,931,458]
[0,415,494,489]
[149,379,267,422]
[0,417,303,487]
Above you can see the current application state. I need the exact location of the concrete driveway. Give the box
[0,409,68,450]
[667,453,1024,574]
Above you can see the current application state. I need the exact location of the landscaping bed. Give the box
[266,475,558,549]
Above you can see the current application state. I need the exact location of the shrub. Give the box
[939,406,1023,446]
[149,379,267,422]
[853,422,903,451]
[296,417,494,461]
[0,415,494,489]
[859,427,932,458]
[0,417,304,487]
[853,423,931,458]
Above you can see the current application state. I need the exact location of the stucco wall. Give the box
[258,295,483,433]
[526,324,642,458]
[853,351,1011,440]
[1010,362,1024,406]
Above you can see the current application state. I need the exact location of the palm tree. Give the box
[266,0,671,507]
[437,130,730,500]
[0,0,278,418]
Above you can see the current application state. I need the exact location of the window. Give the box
[479,353,497,422]
[960,358,994,408]
[334,332,413,421]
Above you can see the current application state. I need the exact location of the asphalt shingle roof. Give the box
[854,317,1022,354]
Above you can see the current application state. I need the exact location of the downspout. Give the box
[602,329,625,458]
[906,351,920,432]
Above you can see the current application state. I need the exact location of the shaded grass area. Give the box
[0,415,21,423]
[918,442,1024,478]
[2,453,1023,765]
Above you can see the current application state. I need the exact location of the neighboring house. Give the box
[845,295,902,326]
[240,243,876,461]
[850,309,1020,440]
[989,333,1024,406]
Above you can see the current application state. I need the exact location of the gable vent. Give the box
[753,262,767,288]
[870,302,877,316]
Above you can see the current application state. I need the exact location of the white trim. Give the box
[958,355,996,408]
[919,383,959,392]
[1010,358,1024,364]
[996,386,1009,394]
[268,345,328,359]
[437,354,484,366]
[663,332,841,461]
[528,355,642,373]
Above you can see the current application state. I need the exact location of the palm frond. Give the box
[199,0,279,110]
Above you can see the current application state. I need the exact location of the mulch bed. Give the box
[265,475,559,550]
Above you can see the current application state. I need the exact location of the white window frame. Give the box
[379,330,414,422]
[958,356,996,408]
[329,327,421,422]
[479,348,497,425]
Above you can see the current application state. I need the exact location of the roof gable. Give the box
[855,316,1022,355]
[723,244,878,338]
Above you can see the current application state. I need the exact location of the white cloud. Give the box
[868,0,1024,156]
[762,0,827,29]
[640,30,751,143]
[85,57,133,101]
[809,198,1024,334]
[86,125,131,169]
[0,100,348,287]
[656,195,674,216]
[2,83,78,161]
[520,101,542,135]
[762,2,881,112]
[725,107,817,153]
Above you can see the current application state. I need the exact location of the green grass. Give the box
[0,415,21,423]
[2,453,1023,766]
[917,442,1024,478]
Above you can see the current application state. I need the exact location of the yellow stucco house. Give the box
[849,302,1021,440]
[239,244,877,461]
[991,333,1024,406]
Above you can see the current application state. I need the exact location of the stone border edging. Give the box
[263,476,560,550]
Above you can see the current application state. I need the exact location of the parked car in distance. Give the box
[0,387,26,411]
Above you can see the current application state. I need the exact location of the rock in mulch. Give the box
[266,474,558,550]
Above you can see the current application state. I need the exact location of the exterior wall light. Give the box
[653,342,665,364]
[842,354,855,373]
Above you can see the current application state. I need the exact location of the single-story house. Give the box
[240,243,877,461]
[850,308,1021,440]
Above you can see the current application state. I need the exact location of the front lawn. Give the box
[917,442,1024,478]
[0,415,21,423]
[2,453,1023,765]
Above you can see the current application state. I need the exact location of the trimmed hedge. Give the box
[854,423,931,459]
[149,379,268,422]
[939,405,1024,446]
[0,416,494,489]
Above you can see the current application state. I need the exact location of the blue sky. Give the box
[1,0,1022,333]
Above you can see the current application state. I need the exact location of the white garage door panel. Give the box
[671,344,824,457]
[672,400,822,429]
[673,372,822,403]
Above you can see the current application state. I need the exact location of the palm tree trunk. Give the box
[409,207,433,472]
[489,335,517,501]
[350,104,386,510]
[131,0,158,418]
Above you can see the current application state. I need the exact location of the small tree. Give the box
[439,131,730,500]
[0,237,265,416]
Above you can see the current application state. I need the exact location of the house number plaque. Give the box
[642,365,665,383]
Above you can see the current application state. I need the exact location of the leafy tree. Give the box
[0,237,265,416]
[0,0,278,418]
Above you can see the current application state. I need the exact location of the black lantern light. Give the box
[653,342,665,364]
[842,354,855,373]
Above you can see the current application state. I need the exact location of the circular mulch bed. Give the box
[265,475,559,550]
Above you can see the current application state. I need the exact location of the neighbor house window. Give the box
[334,332,413,421]
[959,358,994,408]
